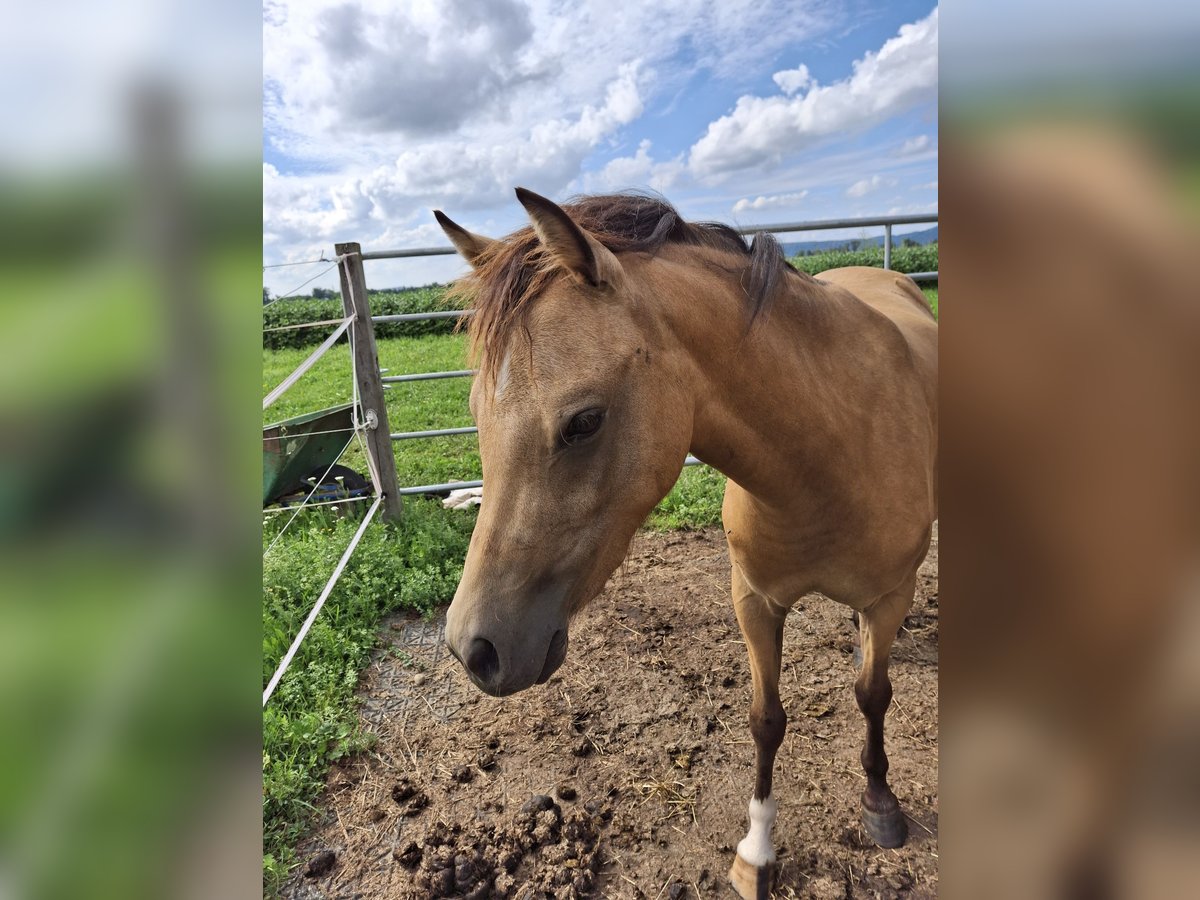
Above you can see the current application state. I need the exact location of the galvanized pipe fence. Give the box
[341,211,937,510]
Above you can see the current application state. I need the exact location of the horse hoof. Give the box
[862,804,908,848]
[728,852,775,899]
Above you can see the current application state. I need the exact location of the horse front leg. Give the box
[728,564,788,900]
[855,578,915,848]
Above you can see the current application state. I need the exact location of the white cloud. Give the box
[264,0,539,147]
[264,0,843,168]
[597,140,655,187]
[772,64,812,96]
[732,190,809,214]
[886,201,937,216]
[846,174,895,197]
[898,134,933,155]
[265,63,643,237]
[688,7,938,178]
[264,0,850,278]
[581,140,688,193]
[364,62,645,210]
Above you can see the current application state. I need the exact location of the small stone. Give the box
[304,849,336,878]
[412,673,429,686]
[556,783,577,801]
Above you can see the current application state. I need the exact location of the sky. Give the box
[263,0,938,294]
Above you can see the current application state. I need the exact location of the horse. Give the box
[435,188,938,898]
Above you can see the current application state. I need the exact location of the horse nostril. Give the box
[465,637,500,684]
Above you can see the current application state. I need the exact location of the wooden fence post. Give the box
[335,242,403,522]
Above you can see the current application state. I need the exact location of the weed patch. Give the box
[262,500,475,889]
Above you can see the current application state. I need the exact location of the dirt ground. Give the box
[283,525,938,899]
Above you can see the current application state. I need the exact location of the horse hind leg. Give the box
[727,564,788,900]
[855,576,916,848]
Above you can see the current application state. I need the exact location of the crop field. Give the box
[262,258,937,891]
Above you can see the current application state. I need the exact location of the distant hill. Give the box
[780,225,938,257]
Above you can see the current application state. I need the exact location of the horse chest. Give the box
[724,494,926,610]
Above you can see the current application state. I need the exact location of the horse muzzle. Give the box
[446,601,569,697]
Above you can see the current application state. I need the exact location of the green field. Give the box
[262,270,937,890]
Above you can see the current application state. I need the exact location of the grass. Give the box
[261,262,938,890]
[262,500,475,892]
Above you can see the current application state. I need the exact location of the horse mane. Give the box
[448,192,803,375]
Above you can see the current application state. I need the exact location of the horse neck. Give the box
[647,250,879,499]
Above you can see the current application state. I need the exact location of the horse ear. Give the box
[434,210,496,269]
[514,187,622,288]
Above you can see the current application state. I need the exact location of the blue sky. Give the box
[264,0,937,293]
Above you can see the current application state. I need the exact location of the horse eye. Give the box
[561,408,604,445]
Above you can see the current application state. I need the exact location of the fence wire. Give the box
[263,257,343,308]
[263,495,383,707]
[263,432,358,558]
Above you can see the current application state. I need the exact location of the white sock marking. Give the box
[735,794,778,867]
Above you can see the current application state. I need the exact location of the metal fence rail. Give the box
[391,426,478,441]
[373,309,466,323]
[360,213,937,261]
[394,456,706,498]
[349,211,937,496]
[381,369,475,384]
[262,314,355,410]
